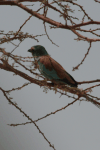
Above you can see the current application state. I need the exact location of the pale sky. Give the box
[0,1,100,150]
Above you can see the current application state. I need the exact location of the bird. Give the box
[28,45,78,87]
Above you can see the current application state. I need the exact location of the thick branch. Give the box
[0,1,66,28]
[0,0,43,4]
[78,80,100,85]
[0,59,100,108]
[0,60,41,86]
[1,1,100,42]
[73,21,100,28]
[1,1,100,30]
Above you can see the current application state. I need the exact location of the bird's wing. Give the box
[39,56,77,85]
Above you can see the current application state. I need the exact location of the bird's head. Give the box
[28,45,49,57]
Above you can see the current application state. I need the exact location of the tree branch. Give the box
[1,1,100,42]
[0,58,100,108]
[0,87,56,150]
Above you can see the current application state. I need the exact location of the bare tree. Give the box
[0,0,100,149]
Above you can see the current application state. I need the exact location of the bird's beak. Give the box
[28,49,31,52]
[28,47,34,52]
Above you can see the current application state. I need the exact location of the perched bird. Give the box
[28,45,78,87]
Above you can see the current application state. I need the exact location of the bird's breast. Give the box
[37,60,44,73]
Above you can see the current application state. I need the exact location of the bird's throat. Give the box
[34,56,41,61]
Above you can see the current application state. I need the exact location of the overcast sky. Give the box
[0,0,100,150]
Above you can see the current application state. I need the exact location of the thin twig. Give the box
[0,87,56,150]
[73,42,92,71]
[8,98,78,127]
